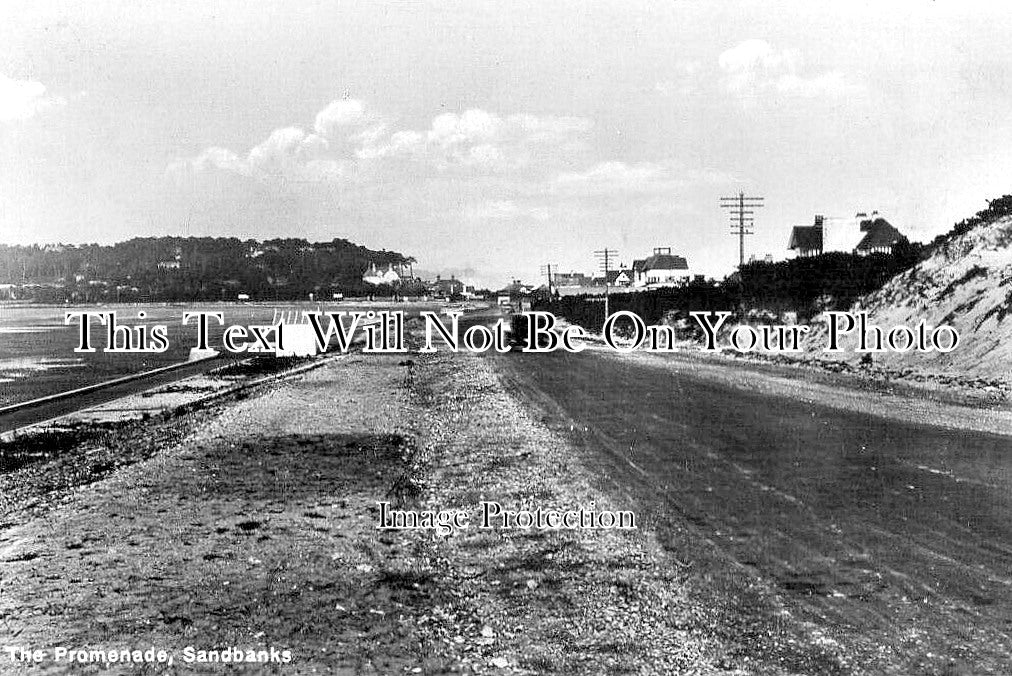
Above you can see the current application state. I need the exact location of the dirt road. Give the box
[492,346,1012,674]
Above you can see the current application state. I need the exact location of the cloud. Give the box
[171,99,596,182]
[313,99,369,138]
[186,147,250,176]
[718,39,863,100]
[356,109,592,170]
[462,199,552,222]
[551,160,734,196]
[169,127,334,182]
[0,74,66,122]
[247,127,327,172]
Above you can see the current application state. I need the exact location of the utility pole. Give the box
[593,248,618,327]
[539,263,557,298]
[719,192,764,269]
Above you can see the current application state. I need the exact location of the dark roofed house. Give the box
[498,279,533,297]
[430,276,465,298]
[639,248,689,286]
[788,215,824,257]
[605,268,634,287]
[855,217,906,255]
[788,212,906,257]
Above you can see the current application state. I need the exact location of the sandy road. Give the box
[491,346,1012,674]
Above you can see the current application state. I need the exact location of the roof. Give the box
[788,225,822,251]
[856,218,905,251]
[431,277,464,292]
[632,259,646,272]
[605,269,634,284]
[641,253,688,271]
[499,281,530,294]
[555,272,592,286]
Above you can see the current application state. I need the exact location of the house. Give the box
[158,247,183,270]
[788,212,907,257]
[554,271,593,287]
[605,268,635,287]
[855,215,906,255]
[787,216,825,257]
[363,263,401,286]
[498,279,533,299]
[632,248,690,287]
[430,275,465,298]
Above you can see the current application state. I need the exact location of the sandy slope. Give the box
[803,216,1012,380]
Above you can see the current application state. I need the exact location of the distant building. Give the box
[604,268,635,287]
[498,279,533,298]
[788,212,907,257]
[554,271,593,287]
[631,247,690,287]
[158,247,183,270]
[363,263,401,286]
[430,276,465,297]
[855,216,907,255]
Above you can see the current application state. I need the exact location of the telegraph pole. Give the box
[719,192,764,269]
[539,263,557,297]
[593,248,618,327]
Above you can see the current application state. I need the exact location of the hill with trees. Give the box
[0,236,416,302]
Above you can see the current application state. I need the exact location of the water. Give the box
[0,303,322,407]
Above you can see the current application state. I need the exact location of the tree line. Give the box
[535,244,924,331]
[0,236,416,302]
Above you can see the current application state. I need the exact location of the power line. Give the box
[719,192,764,270]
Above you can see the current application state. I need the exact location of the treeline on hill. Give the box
[928,193,1012,250]
[0,237,416,302]
[536,243,923,330]
[736,241,922,318]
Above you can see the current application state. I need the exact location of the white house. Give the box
[363,263,401,286]
[788,212,907,258]
[631,248,691,287]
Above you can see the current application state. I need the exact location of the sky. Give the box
[2,0,1012,288]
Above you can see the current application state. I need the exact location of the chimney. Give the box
[814,215,824,228]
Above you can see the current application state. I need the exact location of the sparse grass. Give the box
[0,426,105,473]
[936,265,988,300]
[376,567,435,590]
[520,654,556,671]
